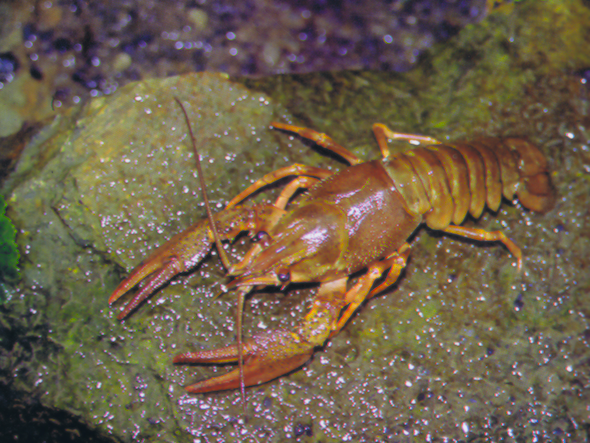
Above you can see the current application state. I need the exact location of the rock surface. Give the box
[1,1,590,441]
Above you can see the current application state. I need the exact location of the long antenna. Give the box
[174,97,231,270]
[175,98,247,410]
[236,287,248,410]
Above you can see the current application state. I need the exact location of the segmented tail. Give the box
[384,137,555,230]
[495,137,556,214]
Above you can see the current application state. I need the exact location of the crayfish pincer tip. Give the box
[115,300,142,320]
[116,310,130,321]
[108,288,123,305]
[172,353,188,364]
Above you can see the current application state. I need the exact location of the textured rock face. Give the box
[2,2,590,439]
[3,72,305,441]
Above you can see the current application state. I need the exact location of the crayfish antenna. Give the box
[174,98,248,411]
[174,97,231,271]
[237,287,248,413]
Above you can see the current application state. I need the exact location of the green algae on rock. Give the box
[0,194,19,302]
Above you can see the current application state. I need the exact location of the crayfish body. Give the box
[109,117,555,395]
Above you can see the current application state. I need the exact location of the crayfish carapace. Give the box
[109,101,555,399]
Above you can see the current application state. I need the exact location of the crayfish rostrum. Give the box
[109,101,555,397]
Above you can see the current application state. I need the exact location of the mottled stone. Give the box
[1,1,590,440]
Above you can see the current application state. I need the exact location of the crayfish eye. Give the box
[253,231,268,242]
[277,271,290,283]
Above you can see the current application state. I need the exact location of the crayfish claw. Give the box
[109,218,216,319]
[109,255,176,305]
[174,329,315,393]
[111,256,183,320]
[109,204,283,320]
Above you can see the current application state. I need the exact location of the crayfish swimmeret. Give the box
[109,101,555,397]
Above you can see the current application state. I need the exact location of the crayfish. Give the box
[109,99,555,401]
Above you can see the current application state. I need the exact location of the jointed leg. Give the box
[373,123,441,158]
[442,225,522,270]
[274,176,321,209]
[367,244,411,299]
[226,164,332,209]
[331,245,412,337]
[272,122,362,166]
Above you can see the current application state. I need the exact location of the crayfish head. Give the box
[230,202,348,288]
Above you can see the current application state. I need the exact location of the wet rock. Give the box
[1,1,589,440]
[2,72,300,441]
